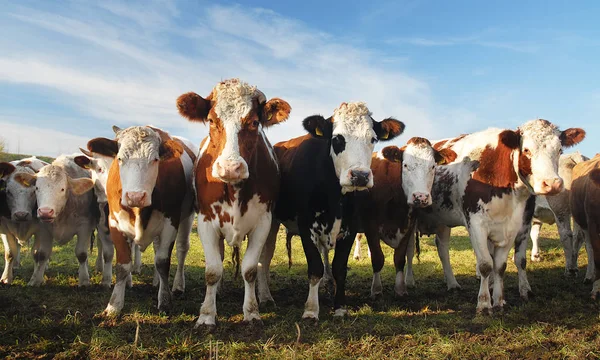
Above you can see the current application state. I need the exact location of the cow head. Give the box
[14,164,95,223]
[74,148,114,204]
[0,163,37,222]
[87,126,183,208]
[500,119,585,195]
[177,78,291,184]
[303,102,405,193]
[381,137,457,207]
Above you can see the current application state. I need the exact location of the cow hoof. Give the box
[370,291,383,300]
[333,308,348,318]
[520,290,534,302]
[100,282,112,289]
[406,278,416,289]
[195,315,217,331]
[172,289,185,298]
[584,278,594,285]
[27,279,43,287]
[531,254,541,262]
[447,283,462,291]
[0,277,11,285]
[78,280,91,287]
[301,311,319,323]
[565,269,578,278]
[101,305,121,318]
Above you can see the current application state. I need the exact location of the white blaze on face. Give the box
[116,126,161,208]
[331,102,377,192]
[518,119,564,195]
[35,165,70,220]
[211,79,260,183]
[5,167,37,221]
[401,142,437,207]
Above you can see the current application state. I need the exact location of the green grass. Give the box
[1,224,600,359]
[0,152,54,164]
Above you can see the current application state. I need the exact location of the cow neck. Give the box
[471,141,518,189]
[370,155,405,204]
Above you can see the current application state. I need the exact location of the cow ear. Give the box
[381,146,404,163]
[560,128,586,147]
[434,148,457,165]
[0,162,16,178]
[262,98,291,127]
[177,92,212,122]
[499,130,521,149]
[112,125,122,135]
[373,118,405,141]
[159,139,184,160]
[303,115,333,139]
[14,173,37,188]
[88,138,119,158]
[68,177,95,196]
[74,156,93,170]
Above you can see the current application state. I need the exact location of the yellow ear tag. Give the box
[381,131,389,140]
[267,113,273,121]
[22,180,30,187]
[315,127,323,137]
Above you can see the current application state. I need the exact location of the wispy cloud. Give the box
[0,2,448,156]
[387,33,540,53]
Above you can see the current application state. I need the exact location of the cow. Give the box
[416,119,585,313]
[87,125,196,316]
[529,152,589,271]
[571,154,600,296]
[10,156,49,172]
[256,102,405,320]
[355,138,458,298]
[176,78,291,328]
[12,155,98,286]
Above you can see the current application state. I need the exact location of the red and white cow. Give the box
[87,126,196,316]
[417,119,585,313]
[13,155,98,286]
[356,138,458,298]
[176,79,291,328]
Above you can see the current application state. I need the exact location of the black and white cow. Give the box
[257,102,405,319]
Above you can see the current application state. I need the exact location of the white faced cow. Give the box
[416,119,585,313]
[87,126,196,316]
[176,78,291,329]
[13,155,97,286]
[257,102,405,319]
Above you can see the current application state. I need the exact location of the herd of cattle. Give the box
[1,78,599,329]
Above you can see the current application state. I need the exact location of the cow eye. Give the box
[403,164,408,168]
[253,120,260,127]
[431,165,435,170]
[61,188,65,192]
[371,137,377,144]
[523,148,531,156]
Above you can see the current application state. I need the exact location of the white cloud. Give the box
[0,2,451,156]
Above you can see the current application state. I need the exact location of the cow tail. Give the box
[232,246,241,279]
[415,229,421,263]
[286,232,293,269]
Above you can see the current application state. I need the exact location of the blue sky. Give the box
[0,0,598,157]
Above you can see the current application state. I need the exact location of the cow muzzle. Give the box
[214,160,248,183]
[37,207,55,223]
[125,191,150,208]
[12,211,31,222]
[347,169,372,188]
[411,192,432,208]
[538,177,563,195]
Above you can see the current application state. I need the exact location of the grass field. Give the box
[1,224,600,359]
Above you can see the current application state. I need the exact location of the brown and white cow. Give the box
[570,154,600,297]
[356,138,458,298]
[257,102,405,319]
[87,126,196,316]
[13,155,98,286]
[416,119,585,313]
[176,79,291,328]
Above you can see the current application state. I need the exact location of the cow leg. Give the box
[530,221,542,262]
[299,224,324,321]
[154,232,176,313]
[28,230,52,286]
[172,213,193,294]
[196,222,222,328]
[216,236,225,295]
[258,220,279,305]
[491,245,511,310]
[96,226,113,288]
[320,242,333,288]
[514,227,534,301]
[405,232,416,288]
[1,233,18,284]
[133,244,143,275]
[588,222,600,299]
[556,213,577,276]
[365,229,384,298]
[14,242,21,269]
[95,231,105,273]
[103,227,132,316]
[353,234,363,260]
[241,213,271,323]
[75,229,92,287]
[435,226,460,290]
[393,232,412,297]
[332,230,355,317]
[468,226,493,314]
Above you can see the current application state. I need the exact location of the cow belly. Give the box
[209,195,269,247]
[111,209,166,251]
[381,228,410,248]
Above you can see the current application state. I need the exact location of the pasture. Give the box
[1,224,599,359]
